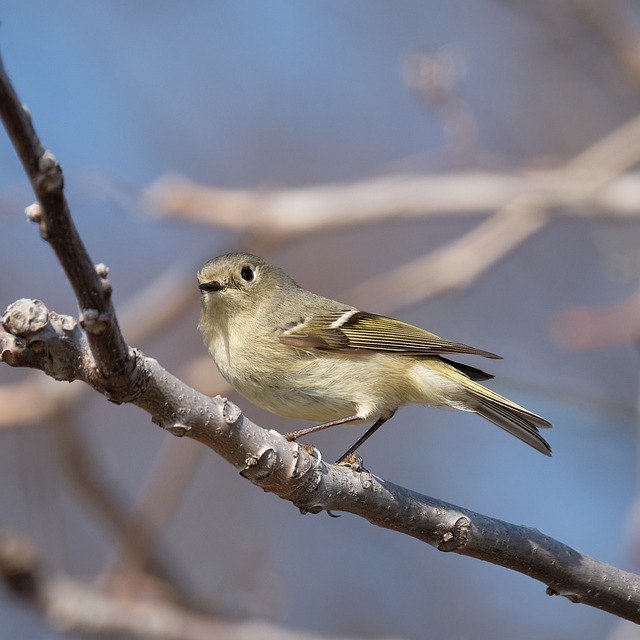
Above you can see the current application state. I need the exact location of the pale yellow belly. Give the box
[221,348,460,424]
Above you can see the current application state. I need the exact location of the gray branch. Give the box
[0,51,134,393]
[2,298,640,623]
[1,46,640,626]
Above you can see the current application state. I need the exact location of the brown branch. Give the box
[0,261,199,429]
[0,263,221,608]
[146,112,640,237]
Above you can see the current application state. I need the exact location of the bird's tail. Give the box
[460,377,552,456]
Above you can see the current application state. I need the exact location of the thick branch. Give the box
[2,299,640,623]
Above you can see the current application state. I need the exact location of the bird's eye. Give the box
[240,265,255,282]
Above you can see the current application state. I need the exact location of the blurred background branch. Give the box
[0,528,353,640]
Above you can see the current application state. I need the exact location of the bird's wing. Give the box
[279,310,501,359]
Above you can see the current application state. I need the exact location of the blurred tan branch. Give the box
[145,169,640,233]
[147,109,640,237]
[142,114,640,313]
[575,0,640,95]
[552,287,640,350]
[0,528,352,640]
[0,376,78,426]
[350,112,640,309]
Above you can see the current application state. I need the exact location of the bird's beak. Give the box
[199,281,224,292]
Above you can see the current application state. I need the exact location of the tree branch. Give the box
[2,299,640,622]
[145,169,640,233]
[0,51,134,395]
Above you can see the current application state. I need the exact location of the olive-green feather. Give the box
[280,310,502,359]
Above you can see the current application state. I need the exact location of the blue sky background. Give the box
[1,3,640,639]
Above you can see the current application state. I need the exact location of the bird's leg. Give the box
[334,416,390,464]
[285,414,361,441]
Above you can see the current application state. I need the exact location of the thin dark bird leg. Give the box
[335,416,389,463]
[285,414,361,441]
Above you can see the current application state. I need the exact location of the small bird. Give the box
[197,253,552,461]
